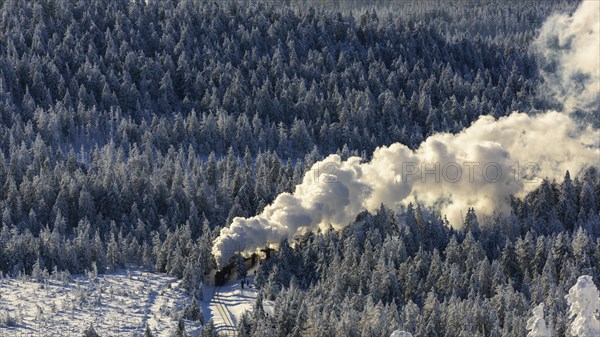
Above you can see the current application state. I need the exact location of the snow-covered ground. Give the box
[0,266,267,337]
[204,266,261,335]
[0,268,202,336]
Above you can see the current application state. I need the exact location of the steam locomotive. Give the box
[214,248,274,286]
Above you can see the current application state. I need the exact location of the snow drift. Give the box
[212,1,600,267]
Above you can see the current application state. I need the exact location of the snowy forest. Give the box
[0,0,598,336]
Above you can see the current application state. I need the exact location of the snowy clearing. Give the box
[0,268,202,336]
[0,266,267,337]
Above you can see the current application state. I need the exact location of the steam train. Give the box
[214,248,274,286]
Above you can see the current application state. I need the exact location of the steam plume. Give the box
[532,0,600,117]
[212,1,600,267]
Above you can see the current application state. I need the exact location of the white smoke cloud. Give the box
[532,0,600,115]
[212,1,600,267]
[212,112,599,266]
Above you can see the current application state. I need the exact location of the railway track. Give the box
[212,285,237,336]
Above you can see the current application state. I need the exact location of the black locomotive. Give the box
[214,253,257,286]
[214,248,275,285]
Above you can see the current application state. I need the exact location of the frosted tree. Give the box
[237,254,248,280]
[200,320,218,337]
[565,275,600,337]
[390,331,413,337]
[106,232,121,270]
[82,324,101,337]
[31,256,44,282]
[174,318,187,337]
[526,303,551,337]
[557,171,577,230]
[183,298,203,323]
[144,325,154,337]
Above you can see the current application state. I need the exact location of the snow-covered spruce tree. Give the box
[183,298,203,323]
[82,323,101,337]
[565,275,600,337]
[237,253,248,280]
[200,320,219,337]
[194,282,204,302]
[237,312,253,337]
[181,257,203,292]
[526,303,552,337]
[31,256,44,282]
[173,318,187,337]
[557,171,577,230]
[144,325,154,337]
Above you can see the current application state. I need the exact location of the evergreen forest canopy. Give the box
[0,0,598,336]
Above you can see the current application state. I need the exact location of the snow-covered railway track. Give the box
[212,285,237,336]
